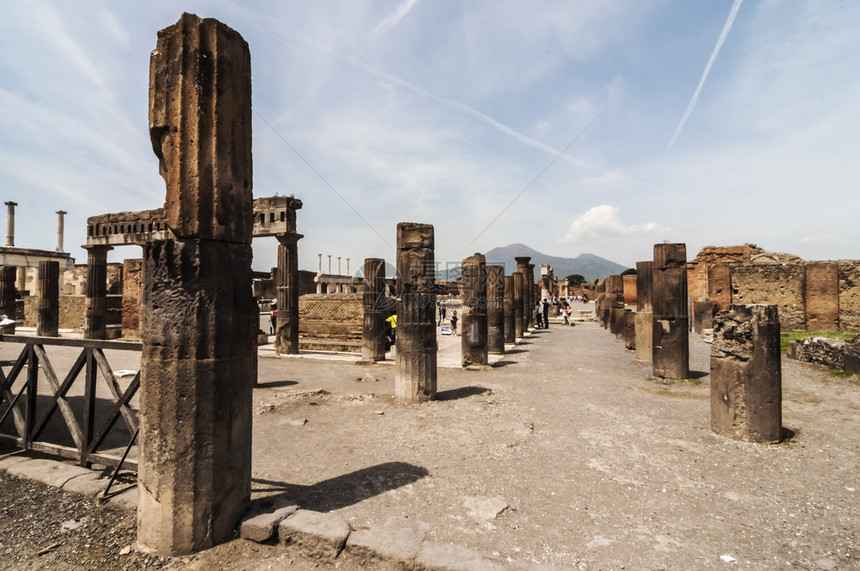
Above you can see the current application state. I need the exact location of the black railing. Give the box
[0,335,141,471]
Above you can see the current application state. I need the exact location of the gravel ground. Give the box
[1,308,859,569]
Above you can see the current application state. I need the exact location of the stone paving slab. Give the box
[279,509,351,561]
[240,497,299,542]
[0,454,31,470]
[344,515,429,565]
[62,471,108,496]
[6,458,94,488]
[414,541,508,571]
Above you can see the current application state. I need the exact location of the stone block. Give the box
[635,311,652,362]
[240,498,298,542]
[345,515,429,565]
[278,509,351,561]
[0,455,32,471]
[805,261,839,331]
[7,459,94,488]
[62,472,108,496]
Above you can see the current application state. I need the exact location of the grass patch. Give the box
[829,366,856,379]
[780,330,857,354]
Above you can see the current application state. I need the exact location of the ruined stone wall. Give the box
[59,263,123,295]
[298,293,363,342]
[122,259,143,339]
[22,294,121,329]
[730,264,805,330]
[804,261,839,331]
[839,260,860,332]
[687,245,752,302]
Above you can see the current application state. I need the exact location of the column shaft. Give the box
[36,261,60,337]
[361,258,387,362]
[395,223,437,402]
[486,265,505,354]
[503,274,515,344]
[275,233,302,354]
[0,266,17,333]
[461,253,488,366]
[83,245,112,340]
[652,243,689,379]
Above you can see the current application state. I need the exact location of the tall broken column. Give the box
[83,245,112,340]
[361,258,387,363]
[395,223,437,402]
[275,231,302,354]
[513,271,524,338]
[36,261,59,337]
[652,243,689,379]
[515,257,530,331]
[0,266,16,333]
[486,264,505,355]
[634,261,653,362]
[5,201,16,247]
[56,210,67,252]
[461,253,488,367]
[138,13,255,555]
[711,304,782,443]
[503,274,515,344]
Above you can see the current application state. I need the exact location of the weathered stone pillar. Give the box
[623,309,636,350]
[486,265,505,354]
[461,253,488,367]
[36,261,60,337]
[15,267,26,295]
[528,263,537,329]
[503,274,515,344]
[711,304,782,443]
[122,259,143,339]
[83,244,112,340]
[56,210,66,252]
[607,274,625,337]
[361,258,387,363]
[513,271,524,339]
[634,261,653,362]
[138,13,254,556]
[596,281,607,328]
[4,201,16,247]
[515,257,530,331]
[652,243,689,379]
[275,232,302,354]
[709,264,732,312]
[0,266,16,333]
[395,223,437,402]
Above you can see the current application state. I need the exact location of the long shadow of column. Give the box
[251,461,428,513]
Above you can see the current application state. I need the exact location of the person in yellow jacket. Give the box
[385,313,397,350]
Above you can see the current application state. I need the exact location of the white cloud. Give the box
[562,205,668,242]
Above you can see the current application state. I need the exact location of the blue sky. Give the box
[1,1,858,274]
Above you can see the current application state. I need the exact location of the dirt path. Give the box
[2,316,859,569]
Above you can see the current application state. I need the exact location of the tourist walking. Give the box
[450,309,458,335]
[385,312,397,350]
[542,298,550,329]
[535,302,543,329]
[438,301,446,326]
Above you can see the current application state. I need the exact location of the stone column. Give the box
[607,275,625,337]
[652,243,689,379]
[528,263,536,329]
[503,274,515,344]
[711,304,782,443]
[327,255,332,273]
[346,258,350,276]
[337,256,341,275]
[56,210,67,252]
[83,245,112,340]
[513,271,524,339]
[461,253,488,366]
[15,267,26,295]
[395,223,437,402]
[515,257,530,331]
[360,258,387,363]
[634,261,653,362]
[36,261,60,337]
[5,201,16,247]
[486,266,504,354]
[275,232,302,354]
[122,259,143,339]
[317,253,322,274]
[138,13,255,556]
[0,266,16,333]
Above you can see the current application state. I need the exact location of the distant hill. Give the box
[436,244,628,283]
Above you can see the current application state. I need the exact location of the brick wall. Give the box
[839,260,860,331]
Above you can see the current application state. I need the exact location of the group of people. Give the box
[438,300,458,335]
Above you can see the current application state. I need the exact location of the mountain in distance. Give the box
[436,243,628,283]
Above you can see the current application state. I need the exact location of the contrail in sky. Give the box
[372,0,420,36]
[666,0,743,153]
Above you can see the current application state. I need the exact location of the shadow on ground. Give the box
[436,386,491,401]
[252,461,428,512]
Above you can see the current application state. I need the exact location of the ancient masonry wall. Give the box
[839,260,860,331]
[299,294,363,342]
[730,264,806,330]
[22,295,121,329]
